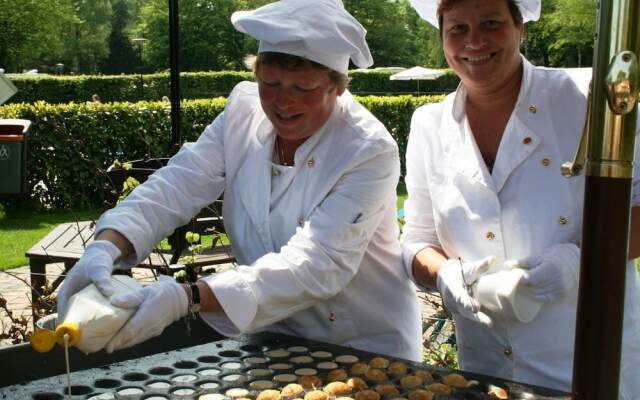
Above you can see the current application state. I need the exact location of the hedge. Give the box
[5,70,458,104]
[348,70,460,95]
[0,94,443,209]
[6,72,255,104]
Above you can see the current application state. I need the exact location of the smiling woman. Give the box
[403,0,640,397]
[55,0,423,361]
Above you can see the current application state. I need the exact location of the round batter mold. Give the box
[289,356,314,364]
[316,362,338,370]
[309,351,332,359]
[265,349,291,358]
[286,346,308,353]
[335,355,359,364]
[171,374,199,384]
[294,368,318,376]
[197,367,222,377]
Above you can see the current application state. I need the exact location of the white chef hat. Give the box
[409,0,541,28]
[231,0,373,74]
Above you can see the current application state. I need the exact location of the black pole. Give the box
[168,0,186,258]
[138,44,144,101]
[169,0,181,155]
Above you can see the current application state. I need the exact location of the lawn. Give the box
[0,205,101,270]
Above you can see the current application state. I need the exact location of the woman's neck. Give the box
[463,63,524,171]
[276,135,307,166]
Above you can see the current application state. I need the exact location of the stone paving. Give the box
[0,264,159,348]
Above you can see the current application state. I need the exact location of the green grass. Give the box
[0,206,101,270]
[397,181,407,210]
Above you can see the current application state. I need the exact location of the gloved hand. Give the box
[514,243,580,302]
[437,256,495,326]
[56,240,122,316]
[106,275,188,353]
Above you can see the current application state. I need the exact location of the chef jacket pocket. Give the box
[312,203,385,253]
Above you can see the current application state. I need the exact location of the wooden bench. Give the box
[26,220,235,321]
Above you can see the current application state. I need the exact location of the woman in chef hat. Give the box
[57,0,423,361]
[401,0,640,397]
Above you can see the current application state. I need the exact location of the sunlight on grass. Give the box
[0,206,101,270]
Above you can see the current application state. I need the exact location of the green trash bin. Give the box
[0,119,30,196]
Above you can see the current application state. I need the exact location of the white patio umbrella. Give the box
[389,66,446,94]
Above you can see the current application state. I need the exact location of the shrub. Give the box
[0,94,443,209]
[6,72,254,104]
[349,69,459,95]
[6,71,456,104]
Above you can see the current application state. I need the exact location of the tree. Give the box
[344,0,416,67]
[522,0,557,66]
[404,1,447,69]
[101,0,138,74]
[547,0,596,67]
[524,0,596,67]
[61,0,113,73]
[0,0,76,72]
[132,0,247,72]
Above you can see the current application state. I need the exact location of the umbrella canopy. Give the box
[389,66,445,81]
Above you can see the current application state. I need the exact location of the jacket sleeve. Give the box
[400,105,444,279]
[95,114,227,267]
[202,139,401,334]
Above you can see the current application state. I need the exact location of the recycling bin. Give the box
[0,119,30,196]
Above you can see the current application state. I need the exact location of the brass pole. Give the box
[572,0,639,399]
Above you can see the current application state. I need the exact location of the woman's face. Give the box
[441,0,524,91]
[257,64,345,141]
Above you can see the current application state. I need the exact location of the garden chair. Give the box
[104,158,234,279]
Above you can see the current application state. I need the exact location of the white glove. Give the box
[56,240,121,316]
[437,256,495,326]
[106,275,188,352]
[515,243,580,302]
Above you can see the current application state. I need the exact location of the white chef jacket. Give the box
[401,57,640,396]
[96,81,423,361]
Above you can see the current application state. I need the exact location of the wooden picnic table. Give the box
[25,220,235,322]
